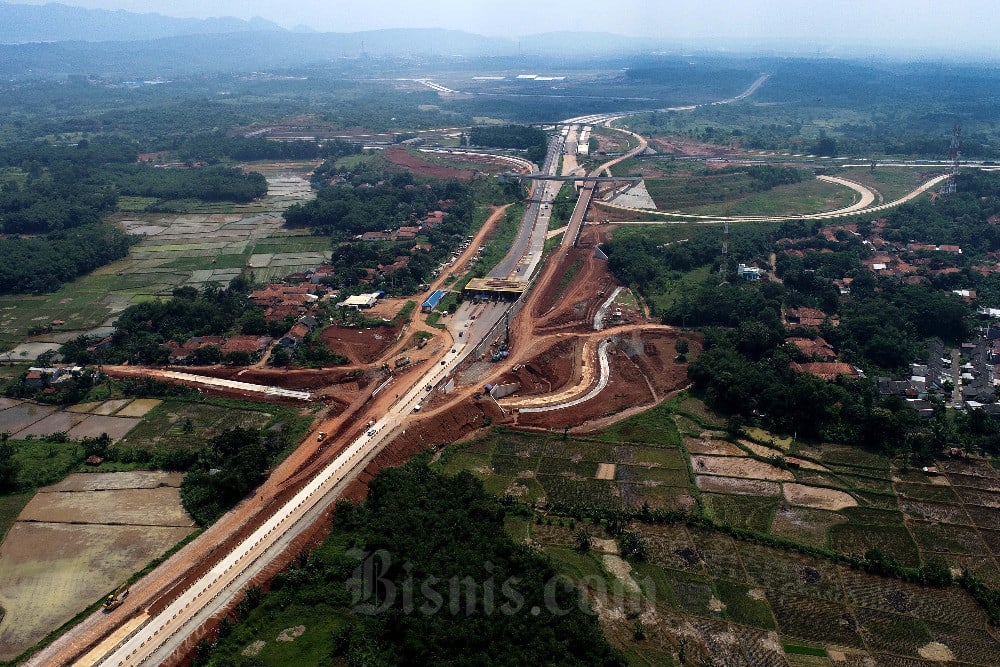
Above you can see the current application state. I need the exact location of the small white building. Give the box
[737,263,764,281]
[338,293,380,310]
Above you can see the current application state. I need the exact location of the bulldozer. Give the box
[103,582,130,611]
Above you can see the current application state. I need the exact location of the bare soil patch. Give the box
[0,522,192,661]
[14,411,85,438]
[66,414,140,442]
[602,554,641,595]
[321,323,400,365]
[500,338,582,396]
[179,365,362,392]
[783,483,857,511]
[43,471,184,493]
[918,641,956,662]
[515,347,655,429]
[0,403,58,434]
[384,146,474,180]
[0,397,22,410]
[691,455,795,481]
[22,487,194,527]
[66,401,102,414]
[596,463,616,480]
[695,476,781,497]
[93,399,131,416]
[686,437,743,456]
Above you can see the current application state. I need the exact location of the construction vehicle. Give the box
[316,431,327,442]
[104,583,130,611]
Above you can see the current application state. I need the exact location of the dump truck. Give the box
[104,583,130,611]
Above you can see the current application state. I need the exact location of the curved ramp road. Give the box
[518,338,612,414]
[598,174,949,223]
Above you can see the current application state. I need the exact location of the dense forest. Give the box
[202,460,625,666]
[0,222,132,294]
[0,136,268,293]
[469,125,548,163]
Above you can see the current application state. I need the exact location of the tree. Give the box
[0,436,18,493]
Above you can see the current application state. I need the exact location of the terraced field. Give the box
[439,394,1000,664]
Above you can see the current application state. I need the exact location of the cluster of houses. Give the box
[24,365,85,390]
[154,264,355,366]
[877,335,1000,416]
[250,281,324,322]
[160,335,273,364]
[357,209,448,244]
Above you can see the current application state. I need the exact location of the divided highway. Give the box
[43,73,781,667]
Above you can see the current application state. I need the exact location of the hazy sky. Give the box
[6,0,999,55]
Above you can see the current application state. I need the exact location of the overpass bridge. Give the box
[499,172,640,184]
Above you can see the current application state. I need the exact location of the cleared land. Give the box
[0,471,194,661]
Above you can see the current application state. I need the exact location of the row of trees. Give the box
[110,164,266,202]
[177,134,361,163]
[469,124,548,163]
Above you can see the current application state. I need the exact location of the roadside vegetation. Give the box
[199,460,625,666]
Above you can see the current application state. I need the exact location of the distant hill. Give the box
[0,2,283,43]
[0,28,522,78]
[0,17,672,79]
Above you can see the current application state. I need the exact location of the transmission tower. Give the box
[943,124,962,195]
[720,221,729,279]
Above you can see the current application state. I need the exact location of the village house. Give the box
[786,337,837,361]
[790,361,864,381]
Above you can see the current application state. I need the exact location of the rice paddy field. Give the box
[0,471,194,662]
[440,394,1000,665]
[0,166,323,356]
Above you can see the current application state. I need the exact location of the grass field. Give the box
[121,399,275,452]
[678,178,857,217]
[830,167,924,203]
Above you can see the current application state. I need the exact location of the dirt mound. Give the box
[494,338,581,397]
[170,365,361,391]
[384,146,474,181]
[530,248,620,333]
[515,346,655,429]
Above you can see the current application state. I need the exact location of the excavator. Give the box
[103,582,130,611]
